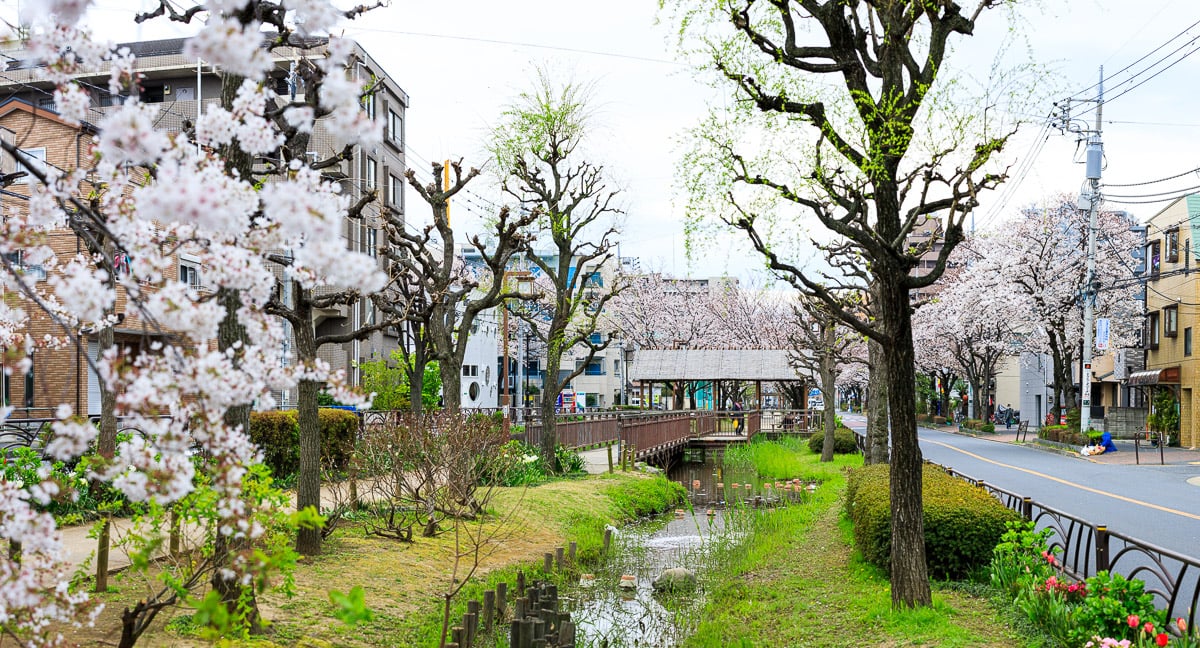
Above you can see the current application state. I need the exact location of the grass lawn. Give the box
[685,442,1037,648]
[67,471,683,647]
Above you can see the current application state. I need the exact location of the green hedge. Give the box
[845,464,1020,579]
[248,408,358,480]
[1039,424,1089,446]
[807,426,859,455]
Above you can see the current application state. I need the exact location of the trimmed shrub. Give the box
[248,408,358,480]
[1040,424,1069,443]
[807,426,859,454]
[933,416,947,425]
[981,423,995,433]
[845,464,1021,579]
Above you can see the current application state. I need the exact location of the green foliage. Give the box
[990,521,1056,598]
[555,444,585,474]
[246,408,358,480]
[487,440,546,486]
[806,427,859,455]
[485,440,586,486]
[1148,388,1180,435]
[359,350,441,411]
[1,446,130,524]
[845,464,1020,579]
[981,423,995,434]
[1067,572,1161,647]
[1066,408,1081,433]
[329,586,375,626]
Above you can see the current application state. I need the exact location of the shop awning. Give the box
[1128,366,1181,386]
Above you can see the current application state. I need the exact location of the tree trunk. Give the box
[539,327,565,469]
[867,333,890,466]
[409,327,427,414]
[214,286,261,631]
[877,274,931,608]
[820,323,837,463]
[292,288,323,556]
[440,360,462,413]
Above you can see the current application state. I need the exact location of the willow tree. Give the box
[670,0,1036,607]
[490,72,622,467]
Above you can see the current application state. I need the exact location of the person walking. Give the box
[1004,404,1013,429]
[732,400,745,436]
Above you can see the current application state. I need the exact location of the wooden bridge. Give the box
[512,408,822,468]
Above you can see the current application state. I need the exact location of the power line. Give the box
[1103,166,1200,188]
[1070,16,1200,100]
[1103,183,1200,199]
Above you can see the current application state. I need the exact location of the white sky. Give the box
[12,0,1200,282]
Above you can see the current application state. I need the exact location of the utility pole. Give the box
[1080,68,1104,436]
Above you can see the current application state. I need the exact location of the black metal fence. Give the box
[941,464,1200,628]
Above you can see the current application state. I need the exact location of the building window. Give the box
[389,174,403,208]
[388,110,402,145]
[584,361,603,376]
[1148,312,1160,349]
[23,354,33,408]
[1165,305,1179,338]
[462,364,479,377]
[1187,327,1193,357]
[364,157,376,190]
[1167,229,1180,263]
[588,332,603,345]
[367,228,377,258]
[13,147,46,184]
[3,250,47,281]
[179,260,202,290]
[1148,240,1161,277]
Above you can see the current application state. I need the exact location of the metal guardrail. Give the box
[940,464,1200,629]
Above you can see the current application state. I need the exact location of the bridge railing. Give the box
[620,412,708,455]
[520,413,621,450]
[940,464,1200,630]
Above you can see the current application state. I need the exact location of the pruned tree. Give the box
[389,159,537,412]
[668,0,1037,607]
[787,293,860,461]
[491,71,624,467]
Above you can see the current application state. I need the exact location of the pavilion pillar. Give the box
[755,381,762,408]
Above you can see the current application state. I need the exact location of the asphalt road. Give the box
[841,413,1200,557]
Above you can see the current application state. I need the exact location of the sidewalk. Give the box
[932,423,1200,466]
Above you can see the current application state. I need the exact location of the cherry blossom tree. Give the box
[989,196,1141,421]
[0,0,387,642]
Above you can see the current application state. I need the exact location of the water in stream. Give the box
[565,449,809,647]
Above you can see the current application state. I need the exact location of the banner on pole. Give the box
[1096,318,1110,351]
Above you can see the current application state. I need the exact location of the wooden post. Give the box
[603,528,612,554]
[483,590,495,633]
[568,541,577,565]
[606,443,614,473]
[94,517,110,593]
[451,626,464,647]
[509,620,521,647]
[516,570,526,597]
[496,582,508,621]
[554,547,564,572]
[543,552,553,575]
[463,612,476,648]
[467,600,480,639]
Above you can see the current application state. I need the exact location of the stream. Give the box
[563,449,810,647]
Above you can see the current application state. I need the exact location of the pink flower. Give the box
[1143,622,1155,635]
[1128,615,1140,629]
[1177,617,1188,633]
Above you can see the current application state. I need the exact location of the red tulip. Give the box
[1156,633,1170,647]
[1129,615,1141,629]
[1144,622,1155,635]
[1177,617,1188,633]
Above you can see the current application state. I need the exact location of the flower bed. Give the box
[991,521,1199,647]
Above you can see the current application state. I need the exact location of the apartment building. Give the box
[0,36,408,412]
[1135,195,1200,446]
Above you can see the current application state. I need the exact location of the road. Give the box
[840,413,1200,557]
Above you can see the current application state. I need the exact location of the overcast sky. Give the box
[12,0,1200,283]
